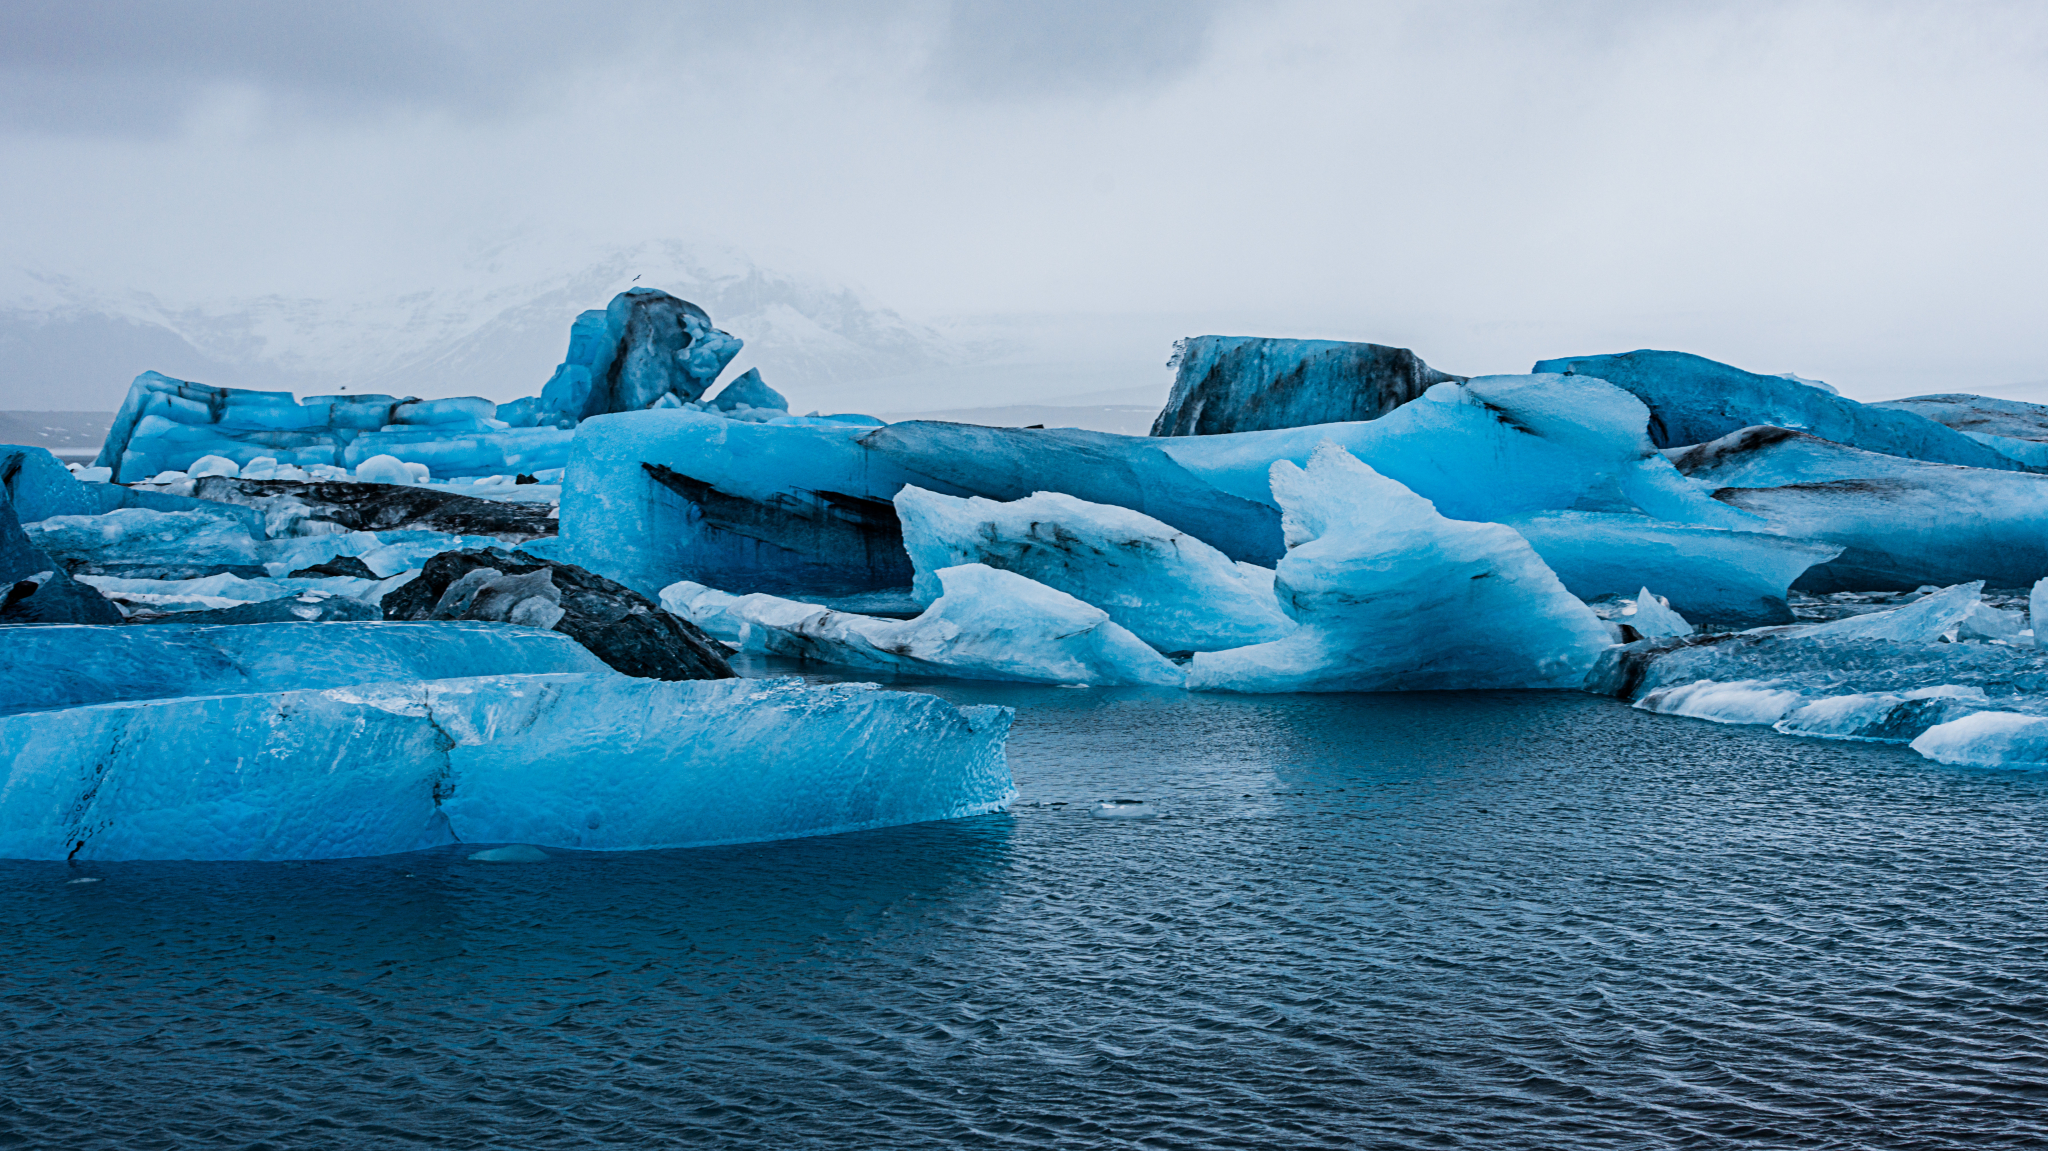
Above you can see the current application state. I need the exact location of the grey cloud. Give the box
[925,0,1220,101]
[0,0,907,135]
[0,0,1231,137]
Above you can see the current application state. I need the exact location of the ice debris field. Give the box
[10,287,2048,861]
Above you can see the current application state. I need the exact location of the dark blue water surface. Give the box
[7,668,2048,1149]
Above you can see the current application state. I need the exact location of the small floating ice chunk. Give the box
[1090,799,1159,820]
[354,454,415,485]
[1794,581,1986,642]
[1626,586,1694,637]
[1635,679,1807,726]
[2034,577,2048,648]
[467,844,551,863]
[187,454,241,479]
[1910,711,2048,769]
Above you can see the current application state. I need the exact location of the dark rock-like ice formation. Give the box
[1,493,124,625]
[1532,349,2031,470]
[383,547,735,681]
[1151,336,1465,436]
[533,289,744,426]
[709,368,788,413]
[191,477,557,542]
[2,445,99,521]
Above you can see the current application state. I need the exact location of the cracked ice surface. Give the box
[0,672,1014,861]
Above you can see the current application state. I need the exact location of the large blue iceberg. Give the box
[93,372,575,483]
[91,288,749,483]
[1531,349,2030,470]
[557,374,1831,624]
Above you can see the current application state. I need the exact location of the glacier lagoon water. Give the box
[7,661,2048,1148]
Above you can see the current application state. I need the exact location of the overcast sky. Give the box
[1,0,2044,399]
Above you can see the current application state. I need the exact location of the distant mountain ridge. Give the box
[0,241,963,412]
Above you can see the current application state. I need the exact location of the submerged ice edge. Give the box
[1632,675,2048,770]
[0,672,1017,862]
[1599,584,2048,770]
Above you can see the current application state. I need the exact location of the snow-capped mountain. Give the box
[0,241,964,413]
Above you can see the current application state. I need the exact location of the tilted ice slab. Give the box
[663,564,1186,686]
[559,409,927,598]
[1623,587,1694,638]
[893,486,1294,652]
[1532,349,2029,470]
[1792,581,1988,642]
[560,376,1828,625]
[1670,426,2048,591]
[1187,445,1612,693]
[0,621,607,715]
[2,444,101,521]
[0,673,1014,861]
[1504,511,1838,628]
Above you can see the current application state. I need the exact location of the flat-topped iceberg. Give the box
[663,564,1186,686]
[0,673,1014,861]
[893,486,1294,652]
[1150,335,1465,436]
[1188,445,1612,693]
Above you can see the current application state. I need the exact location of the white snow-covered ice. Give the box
[893,485,1295,652]
[663,564,1186,686]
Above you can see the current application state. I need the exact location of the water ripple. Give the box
[5,684,2048,1147]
